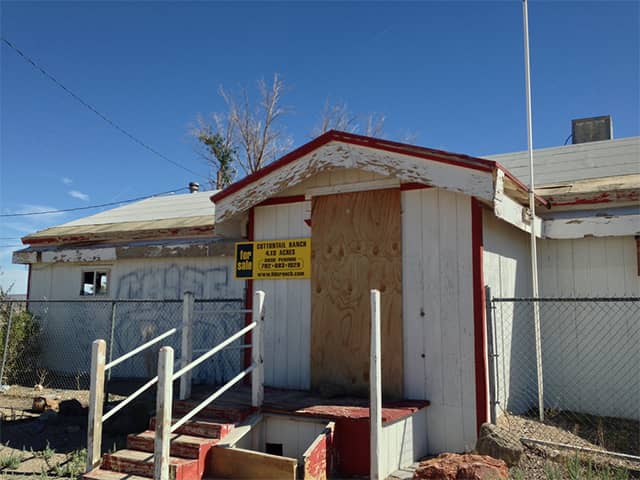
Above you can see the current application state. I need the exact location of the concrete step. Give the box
[149,416,234,439]
[128,430,218,476]
[101,449,199,480]
[171,400,251,423]
[83,468,151,480]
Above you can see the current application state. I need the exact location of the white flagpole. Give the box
[522,0,544,422]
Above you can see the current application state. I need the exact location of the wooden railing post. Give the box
[370,289,382,480]
[154,346,174,480]
[86,339,106,472]
[251,290,265,408]
[180,292,194,400]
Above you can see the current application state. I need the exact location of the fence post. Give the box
[107,301,117,383]
[86,339,106,472]
[180,292,194,401]
[485,286,499,424]
[251,290,265,408]
[154,346,173,480]
[533,298,544,421]
[0,302,15,386]
[370,289,382,480]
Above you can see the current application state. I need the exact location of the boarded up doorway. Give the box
[310,189,403,399]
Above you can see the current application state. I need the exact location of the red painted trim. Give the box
[399,183,432,191]
[211,130,502,205]
[471,198,489,434]
[546,190,639,207]
[256,195,307,207]
[495,162,550,209]
[244,207,255,371]
[211,132,336,204]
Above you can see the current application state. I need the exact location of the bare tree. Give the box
[313,99,358,136]
[363,112,386,137]
[193,74,291,182]
[313,99,386,138]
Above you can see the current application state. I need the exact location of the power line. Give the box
[1,37,208,180]
[0,245,22,248]
[0,187,188,217]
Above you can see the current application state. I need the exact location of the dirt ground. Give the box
[511,444,640,479]
[0,382,146,478]
[498,411,640,457]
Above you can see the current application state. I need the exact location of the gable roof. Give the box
[22,190,217,246]
[211,130,547,222]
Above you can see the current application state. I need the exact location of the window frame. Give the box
[80,268,111,297]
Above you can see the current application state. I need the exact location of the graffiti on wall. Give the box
[115,264,237,300]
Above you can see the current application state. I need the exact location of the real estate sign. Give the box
[235,238,311,280]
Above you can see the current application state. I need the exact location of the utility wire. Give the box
[1,37,208,179]
[0,187,188,217]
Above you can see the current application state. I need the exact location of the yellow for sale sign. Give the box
[235,238,311,280]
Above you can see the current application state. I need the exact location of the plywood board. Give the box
[208,446,297,479]
[311,189,403,398]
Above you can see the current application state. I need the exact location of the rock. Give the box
[32,396,59,412]
[59,399,87,417]
[475,422,523,467]
[413,453,508,480]
[34,384,44,392]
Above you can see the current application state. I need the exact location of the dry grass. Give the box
[497,410,639,457]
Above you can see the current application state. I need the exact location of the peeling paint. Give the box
[214,141,496,222]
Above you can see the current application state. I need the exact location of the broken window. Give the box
[81,270,109,296]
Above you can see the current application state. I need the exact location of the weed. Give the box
[508,467,525,480]
[543,461,563,480]
[565,453,584,480]
[53,448,86,478]
[0,450,23,470]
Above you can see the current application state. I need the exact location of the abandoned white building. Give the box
[13,126,639,479]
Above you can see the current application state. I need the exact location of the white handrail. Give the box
[102,375,159,422]
[105,327,178,370]
[170,363,256,433]
[151,290,265,480]
[171,322,256,381]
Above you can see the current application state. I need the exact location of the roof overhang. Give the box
[211,130,548,224]
[21,216,215,246]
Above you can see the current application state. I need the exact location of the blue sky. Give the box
[1,1,638,293]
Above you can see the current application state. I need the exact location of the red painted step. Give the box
[149,416,233,439]
[83,468,151,480]
[127,430,219,476]
[171,400,251,423]
[102,449,199,480]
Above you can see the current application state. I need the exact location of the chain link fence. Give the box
[0,297,245,393]
[487,295,640,458]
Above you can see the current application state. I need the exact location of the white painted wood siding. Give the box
[538,236,639,420]
[483,211,536,416]
[402,188,476,453]
[253,202,312,390]
[29,257,242,300]
[255,415,328,464]
[380,408,428,478]
[484,216,640,420]
[538,236,640,297]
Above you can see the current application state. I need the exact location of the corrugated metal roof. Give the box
[485,136,639,186]
[62,190,216,226]
[23,190,217,244]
